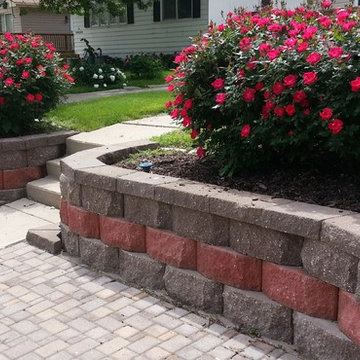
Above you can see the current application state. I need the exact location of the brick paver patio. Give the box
[0,242,303,360]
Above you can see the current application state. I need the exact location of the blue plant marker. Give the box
[139,162,153,173]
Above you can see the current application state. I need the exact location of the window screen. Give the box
[163,0,176,19]
[178,0,192,18]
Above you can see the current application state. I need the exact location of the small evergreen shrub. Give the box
[0,33,74,137]
[166,2,360,174]
[129,54,163,79]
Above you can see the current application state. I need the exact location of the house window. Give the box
[0,13,13,32]
[163,0,193,20]
[90,8,127,27]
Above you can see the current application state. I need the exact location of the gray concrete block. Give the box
[59,174,81,206]
[119,250,165,290]
[60,223,80,257]
[294,312,360,360]
[27,145,64,167]
[302,239,358,292]
[0,151,27,170]
[124,195,172,230]
[223,286,293,343]
[164,266,223,313]
[79,236,119,273]
[230,221,303,265]
[172,206,229,246]
[0,188,27,203]
[321,214,360,258]
[26,224,62,254]
[81,185,123,217]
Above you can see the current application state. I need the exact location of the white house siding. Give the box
[0,6,22,33]
[71,1,208,58]
[21,8,71,34]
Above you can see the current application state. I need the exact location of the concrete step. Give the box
[26,177,61,209]
[46,158,62,179]
[66,115,176,155]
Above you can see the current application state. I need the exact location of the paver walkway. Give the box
[0,240,304,360]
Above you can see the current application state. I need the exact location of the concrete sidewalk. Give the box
[0,199,59,249]
[64,85,167,104]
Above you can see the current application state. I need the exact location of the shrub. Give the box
[71,63,127,89]
[129,54,163,79]
[166,2,360,175]
[0,33,74,137]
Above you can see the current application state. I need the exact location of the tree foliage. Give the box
[39,0,153,15]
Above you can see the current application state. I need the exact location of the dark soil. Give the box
[115,152,360,213]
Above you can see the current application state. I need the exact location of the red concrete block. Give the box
[338,290,360,347]
[60,199,69,225]
[262,262,338,320]
[3,166,44,189]
[67,204,99,239]
[100,216,146,252]
[146,227,197,269]
[197,243,262,290]
[0,171,3,190]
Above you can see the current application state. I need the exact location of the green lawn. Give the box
[47,91,171,132]
[151,129,194,150]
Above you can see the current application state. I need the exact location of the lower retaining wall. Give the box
[59,140,360,360]
[0,131,76,203]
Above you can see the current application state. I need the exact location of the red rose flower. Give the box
[303,72,317,85]
[241,124,251,138]
[293,91,307,103]
[26,93,35,102]
[285,104,296,116]
[211,78,225,90]
[35,93,43,101]
[306,52,321,65]
[274,106,285,117]
[243,88,256,102]
[0,96,5,106]
[184,98,193,110]
[283,74,297,87]
[328,47,343,59]
[350,77,360,92]
[165,101,172,109]
[328,119,343,134]
[319,108,333,120]
[272,81,285,95]
[190,128,199,139]
[216,93,227,105]
[196,145,206,158]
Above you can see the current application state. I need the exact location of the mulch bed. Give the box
[115,152,360,213]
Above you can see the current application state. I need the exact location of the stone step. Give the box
[65,115,176,155]
[26,176,61,209]
[46,158,62,179]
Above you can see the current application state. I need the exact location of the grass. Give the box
[66,70,172,94]
[151,129,194,150]
[124,148,179,166]
[46,90,170,132]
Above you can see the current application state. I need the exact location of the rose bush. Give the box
[0,33,73,137]
[166,2,360,174]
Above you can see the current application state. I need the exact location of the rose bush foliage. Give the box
[0,33,73,137]
[166,2,360,174]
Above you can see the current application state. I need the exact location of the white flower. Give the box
[94,84,99,88]
[98,68,103,73]
[93,74,99,79]
[99,75,104,80]
[79,66,84,71]
[103,83,107,87]
[110,67,115,71]
[109,75,115,82]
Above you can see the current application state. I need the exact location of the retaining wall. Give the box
[59,140,360,360]
[0,131,76,203]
